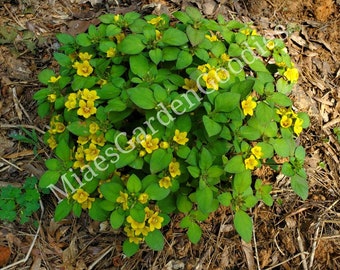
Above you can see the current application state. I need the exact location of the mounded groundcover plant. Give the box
[34,7,310,256]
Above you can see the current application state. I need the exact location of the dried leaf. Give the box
[0,246,11,267]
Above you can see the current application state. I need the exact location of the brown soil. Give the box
[0,0,339,269]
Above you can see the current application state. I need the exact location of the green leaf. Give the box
[98,83,121,99]
[145,183,170,200]
[176,194,193,213]
[149,48,162,65]
[196,187,213,214]
[249,59,268,72]
[123,240,139,257]
[106,25,121,37]
[233,171,251,193]
[99,14,115,23]
[161,28,188,46]
[39,170,60,188]
[110,210,125,229]
[256,142,274,159]
[230,79,255,99]
[176,50,193,69]
[173,11,192,24]
[162,47,180,61]
[214,92,240,112]
[186,25,205,46]
[199,147,213,171]
[115,151,138,169]
[276,77,293,94]
[56,33,75,44]
[38,69,55,84]
[187,222,202,244]
[295,145,306,160]
[129,54,149,78]
[118,34,145,54]
[127,87,157,109]
[282,162,295,176]
[67,121,90,137]
[187,166,200,178]
[76,33,92,47]
[100,182,123,202]
[105,97,127,112]
[45,159,62,171]
[239,126,261,140]
[267,92,292,106]
[89,200,109,221]
[218,192,232,206]
[55,140,70,161]
[145,230,164,251]
[207,165,224,178]
[291,175,308,200]
[271,138,295,157]
[53,52,71,66]
[54,199,73,221]
[150,149,172,174]
[130,205,145,223]
[185,6,202,21]
[37,102,50,118]
[225,155,245,173]
[127,174,142,193]
[228,43,242,57]
[234,210,252,242]
[203,116,222,137]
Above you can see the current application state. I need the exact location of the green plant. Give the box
[9,127,40,156]
[0,177,40,224]
[34,7,309,255]
[334,127,340,143]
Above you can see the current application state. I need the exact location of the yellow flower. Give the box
[155,29,162,40]
[266,40,275,50]
[251,29,258,36]
[84,143,100,161]
[81,197,95,210]
[240,29,251,35]
[294,118,303,135]
[73,147,86,169]
[147,16,163,26]
[251,145,263,159]
[159,176,172,189]
[47,94,57,102]
[244,155,258,170]
[47,136,57,149]
[115,33,125,43]
[77,136,90,145]
[114,14,120,22]
[276,61,286,67]
[284,67,299,83]
[140,134,159,154]
[183,78,198,91]
[65,93,78,110]
[72,188,90,204]
[126,216,149,236]
[241,96,257,116]
[144,206,155,219]
[48,76,61,83]
[280,115,293,128]
[77,100,97,118]
[139,150,146,157]
[124,226,143,244]
[78,52,92,61]
[73,60,93,77]
[173,129,189,145]
[116,191,129,210]
[148,211,164,231]
[106,47,116,58]
[97,79,107,86]
[205,34,218,42]
[220,53,230,62]
[54,122,66,133]
[91,133,105,147]
[197,63,212,73]
[89,122,99,134]
[202,69,219,91]
[138,193,149,204]
[159,141,169,149]
[80,88,99,101]
[169,160,181,178]
[217,69,229,80]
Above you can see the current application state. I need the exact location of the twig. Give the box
[263,252,309,270]
[12,88,32,123]
[1,197,44,270]
[297,229,308,270]
[88,246,114,270]
[0,124,45,135]
[253,223,261,270]
[0,156,23,171]
[241,239,255,270]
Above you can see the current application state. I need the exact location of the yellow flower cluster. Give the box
[241,96,257,116]
[205,33,218,42]
[48,75,61,83]
[72,52,93,77]
[277,108,303,135]
[198,64,229,91]
[244,145,263,170]
[49,115,66,135]
[284,67,299,83]
[72,188,95,209]
[124,207,164,244]
[147,16,164,26]
[182,78,198,91]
